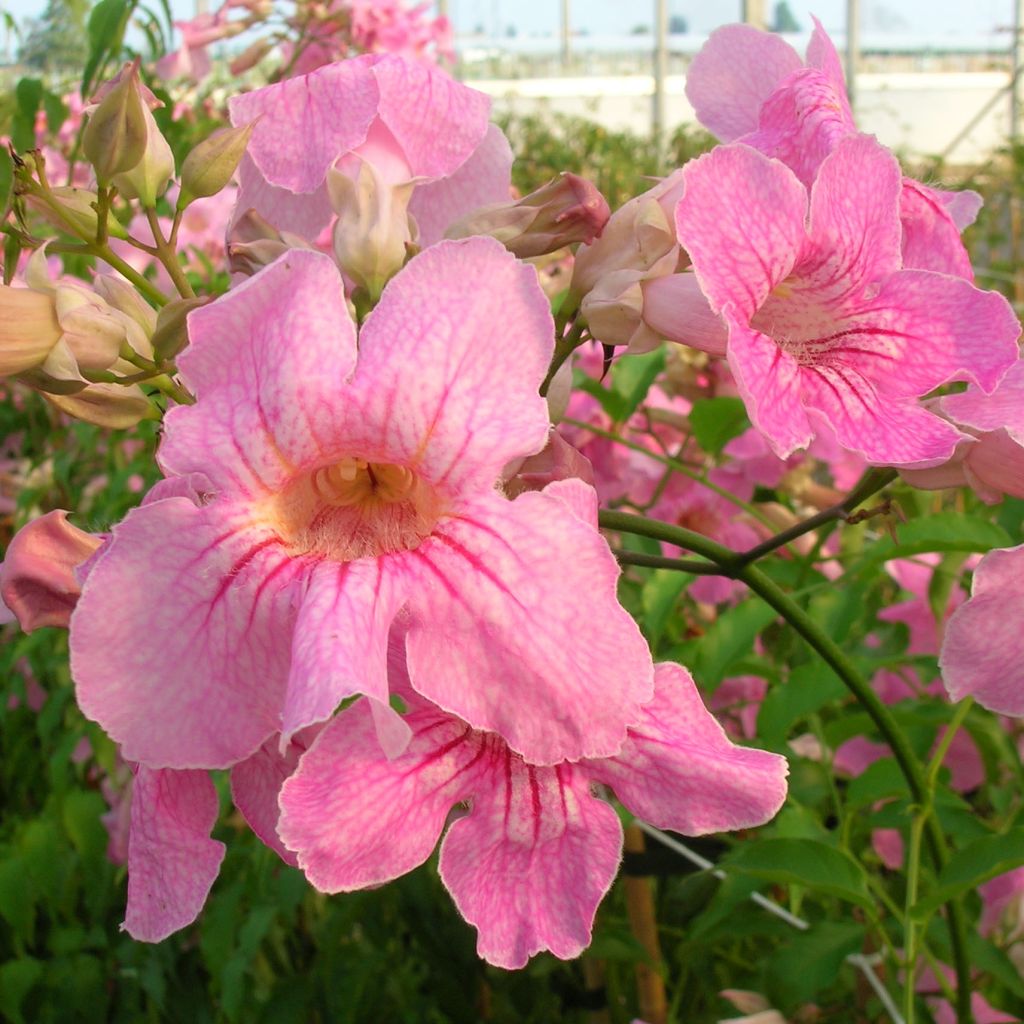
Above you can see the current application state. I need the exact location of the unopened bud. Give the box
[0,510,102,632]
[151,297,207,360]
[114,102,175,207]
[43,380,151,428]
[447,173,610,259]
[83,62,149,185]
[328,162,414,299]
[179,123,254,209]
[0,287,61,377]
[227,209,314,276]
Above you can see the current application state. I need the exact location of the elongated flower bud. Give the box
[0,287,61,376]
[179,123,254,208]
[83,63,149,185]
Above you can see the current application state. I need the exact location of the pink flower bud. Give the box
[447,173,610,259]
[0,511,102,631]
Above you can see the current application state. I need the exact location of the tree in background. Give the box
[771,1,800,33]
[19,0,90,73]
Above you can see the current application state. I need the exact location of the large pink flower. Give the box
[69,238,653,770]
[228,54,512,245]
[685,18,980,278]
[940,543,1024,715]
[674,134,1019,464]
[278,661,788,969]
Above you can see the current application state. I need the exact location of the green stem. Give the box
[615,549,720,576]
[599,508,974,1023]
[904,812,927,1024]
[145,207,195,299]
[540,319,587,396]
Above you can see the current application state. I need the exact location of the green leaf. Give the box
[723,838,874,910]
[81,0,132,97]
[0,957,44,1024]
[640,568,689,648]
[688,396,749,456]
[692,598,777,688]
[12,77,43,152]
[913,829,1024,920]
[857,513,1011,571]
[608,346,665,421]
[0,147,13,218]
[756,663,845,747]
[846,758,908,811]
[766,921,865,1008]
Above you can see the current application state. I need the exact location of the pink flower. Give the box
[941,543,1024,716]
[228,54,512,247]
[685,19,980,278]
[674,134,1019,464]
[278,661,787,968]
[69,239,653,771]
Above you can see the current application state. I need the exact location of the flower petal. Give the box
[229,59,378,194]
[439,756,622,969]
[675,145,807,321]
[161,251,356,498]
[900,178,974,279]
[411,123,513,246]
[404,489,653,764]
[684,24,802,142]
[123,767,225,942]
[940,543,1024,715]
[70,497,302,768]
[278,700,484,890]
[348,238,553,498]
[282,555,411,742]
[941,360,1024,444]
[587,663,788,833]
[725,312,813,459]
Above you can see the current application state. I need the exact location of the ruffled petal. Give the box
[900,178,974,280]
[587,662,788,833]
[229,59,378,193]
[70,497,303,768]
[725,312,813,459]
[123,767,225,941]
[282,555,412,742]
[684,24,802,142]
[675,145,807,321]
[941,360,1024,444]
[347,238,553,499]
[412,123,513,246]
[403,489,653,764]
[439,755,621,969]
[161,250,356,498]
[278,700,484,890]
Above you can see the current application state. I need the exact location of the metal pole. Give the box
[742,0,766,29]
[653,0,668,150]
[1013,0,1024,142]
[437,0,448,18]
[561,0,570,66]
[846,0,860,114]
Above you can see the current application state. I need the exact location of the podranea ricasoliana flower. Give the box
[674,133,1020,465]
[228,53,512,247]
[69,238,653,771]
[940,543,1024,716]
[278,658,788,968]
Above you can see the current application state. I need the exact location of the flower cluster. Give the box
[2,15,1023,1010]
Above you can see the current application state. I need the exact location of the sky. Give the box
[2,0,1015,42]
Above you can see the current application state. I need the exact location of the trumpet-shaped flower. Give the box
[70,238,652,771]
[278,661,788,969]
[674,134,1019,464]
[228,54,512,246]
